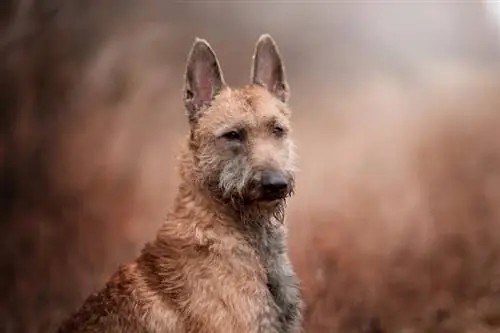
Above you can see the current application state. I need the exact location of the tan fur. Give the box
[57,35,302,333]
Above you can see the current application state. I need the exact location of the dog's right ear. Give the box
[251,34,289,103]
[183,38,226,123]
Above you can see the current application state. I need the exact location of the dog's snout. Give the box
[261,170,288,194]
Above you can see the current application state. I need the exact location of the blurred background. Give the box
[2,1,500,332]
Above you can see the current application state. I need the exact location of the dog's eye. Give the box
[273,126,285,137]
[222,130,243,141]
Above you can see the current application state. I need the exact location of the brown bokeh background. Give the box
[2,1,500,332]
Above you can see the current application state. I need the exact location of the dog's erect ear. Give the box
[251,34,289,103]
[184,38,226,122]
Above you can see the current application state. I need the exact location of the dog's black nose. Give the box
[261,171,288,194]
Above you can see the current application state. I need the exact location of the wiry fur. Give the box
[56,34,302,333]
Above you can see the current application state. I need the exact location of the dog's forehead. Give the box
[200,85,290,131]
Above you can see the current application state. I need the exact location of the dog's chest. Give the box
[246,221,301,331]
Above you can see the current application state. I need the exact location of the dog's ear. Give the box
[184,38,226,122]
[251,34,289,103]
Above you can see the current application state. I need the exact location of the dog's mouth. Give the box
[258,187,290,202]
[213,174,294,204]
[232,186,290,205]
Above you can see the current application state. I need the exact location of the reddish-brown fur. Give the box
[56,35,302,333]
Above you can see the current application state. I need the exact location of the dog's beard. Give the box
[203,168,295,225]
[198,153,295,214]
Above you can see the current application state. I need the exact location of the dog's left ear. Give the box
[250,34,289,103]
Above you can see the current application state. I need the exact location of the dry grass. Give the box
[290,76,500,333]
